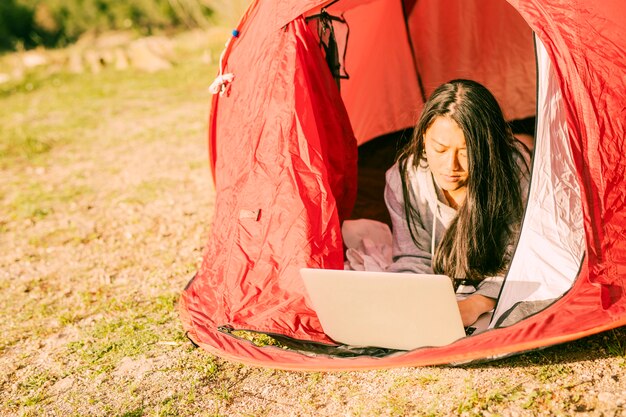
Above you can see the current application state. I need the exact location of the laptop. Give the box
[300,268,467,350]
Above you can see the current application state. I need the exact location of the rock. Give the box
[49,377,74,395]
[94,31,135,49]
[21,50,49,68]
[74,31,98,49]
[83,50,103,74]
[113,356,154,380]
[597,392,615,403]
[114,48,130,70]
[68,51,85,73]
[127,37,174,72]
[99,49,116,67]
[1,31,181,79]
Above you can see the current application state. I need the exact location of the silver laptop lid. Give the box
[301,268,466,350]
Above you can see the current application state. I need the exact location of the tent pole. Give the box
[400,0,427,103]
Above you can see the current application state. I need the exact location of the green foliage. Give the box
[39,0,176,41]
[0,0,35,50]
[203,0,251,27]
[0,0,215,51]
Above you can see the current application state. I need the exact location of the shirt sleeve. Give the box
[474,276,504,299]
[384,166,434,274]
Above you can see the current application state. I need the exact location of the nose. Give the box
[445,151,462,171]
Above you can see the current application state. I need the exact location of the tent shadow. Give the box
[350,129,412,226]
[459,325,626,369]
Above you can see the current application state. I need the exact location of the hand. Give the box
[457,294,496,327]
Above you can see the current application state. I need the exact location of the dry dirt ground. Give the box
[0,30,625,417]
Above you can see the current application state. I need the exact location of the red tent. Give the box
[179,0,626,370]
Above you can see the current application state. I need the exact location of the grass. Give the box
[6,182,93,221]
[607,329,626,357]
[66,294,185,374]
[1,26,626,417]
[0,126,62,170]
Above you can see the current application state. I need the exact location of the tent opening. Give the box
[298,0,584,350]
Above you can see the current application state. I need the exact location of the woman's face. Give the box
[423,116,469,201]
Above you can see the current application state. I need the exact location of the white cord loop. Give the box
[209,73,235,96]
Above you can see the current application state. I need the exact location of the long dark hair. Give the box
[397,79,529,282]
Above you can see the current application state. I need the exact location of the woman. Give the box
[385,79,530,327]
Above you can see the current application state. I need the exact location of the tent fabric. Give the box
[185,12,357,344]
[491,36,585,326]
[334,0,423,144]
[516,0,626,295]
[180,0,626,370]
[326,0,536,144]
[405,0,536,123]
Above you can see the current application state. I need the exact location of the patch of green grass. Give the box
[13,297,56,323]
[606,328,626,357]
[1,296,53,352]
[157,395,181,417]
[65,293,183,373]
[21,393,45,407]
[123,179,176,205]
[378,376,422,416]
[191,357,219,384]
[382,394,412,417]
[119,408,144,417]
[187,159,207,170]
[455,380,525,416]
[28,225,100,248]
[58,310,83,326]
[0,57,215,171]
[0,71,76,98]
[212,383,234,408]
[0,219,8,234]
[19,370,52,391]
[0,133,54,166]
[417,372,439,386]
[456,386,482,416]
[307,371,324,388]
[230,330,285,348]
[0,74,99,169]
[536,364,572,382]
[6,182,93,221]
[522,388,554,410]
[16,370,55,408]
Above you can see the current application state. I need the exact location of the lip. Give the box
[441,174,463,183]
